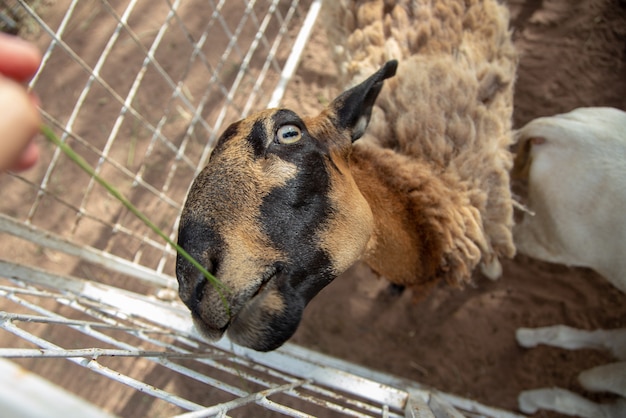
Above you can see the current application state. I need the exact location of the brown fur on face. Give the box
[177,62,397,351]
[315,126,375,276]
[177,114,297,338]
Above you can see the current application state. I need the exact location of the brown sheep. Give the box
[176,0,517,351]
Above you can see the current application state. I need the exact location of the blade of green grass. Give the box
[40,125,230,313]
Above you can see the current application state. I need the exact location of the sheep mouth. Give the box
[188,266,280,342]
[191,316,227,341]
[230,266,280,320]
[250,266,279,299]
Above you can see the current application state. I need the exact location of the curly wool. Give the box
[326,0,518,290]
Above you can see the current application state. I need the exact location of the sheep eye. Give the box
[276,124,302,144]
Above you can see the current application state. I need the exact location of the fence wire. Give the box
[2,0,313,283]
[0,0,524,417]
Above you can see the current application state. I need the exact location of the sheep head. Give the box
[176,60,398,351]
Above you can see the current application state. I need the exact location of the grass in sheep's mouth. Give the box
[40,124,230,314]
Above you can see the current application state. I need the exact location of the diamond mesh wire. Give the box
[1,0,309,283]
[0,0,524,416]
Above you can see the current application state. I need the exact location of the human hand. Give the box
[0,32,42,172]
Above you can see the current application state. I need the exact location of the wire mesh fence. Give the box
[0,0,524,416]
[2,0,317,281]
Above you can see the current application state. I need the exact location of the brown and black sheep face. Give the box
[176,61,397,351]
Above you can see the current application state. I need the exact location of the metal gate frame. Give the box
[0,252,522,417]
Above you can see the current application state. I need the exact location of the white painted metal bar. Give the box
[0,258,522,417]
[240,0,300,116]
[0,268,403,416]
[0,213,175,287]
[0,359,119,418]
[1,318,206,411]
[267,0,322,108]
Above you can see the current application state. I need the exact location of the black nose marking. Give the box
[178,270,206,308]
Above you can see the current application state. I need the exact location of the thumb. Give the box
[0,76,41,172]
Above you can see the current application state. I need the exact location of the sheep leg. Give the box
[516,325,626,359]
[480,257,502,281]
[578,361,626,398]
[518,388,624,418]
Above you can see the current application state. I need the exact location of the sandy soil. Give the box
[1,0,625,417]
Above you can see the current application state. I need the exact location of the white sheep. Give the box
[513,106,626,417]
[176,0,518,351]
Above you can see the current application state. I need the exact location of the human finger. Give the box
[0,32,42,82]
[0,76,41,171]
[7,140,39,172]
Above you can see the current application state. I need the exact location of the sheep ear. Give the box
[332,60,398,142]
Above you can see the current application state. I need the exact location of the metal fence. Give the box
[0,0,523,416]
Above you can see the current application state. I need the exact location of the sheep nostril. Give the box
[177,256,217,306]
[192,271,208,304]
[176,275,205,319]
[177,268,206,307]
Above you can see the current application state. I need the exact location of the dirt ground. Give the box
[2,0,625,417]
[283,0,626,415]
